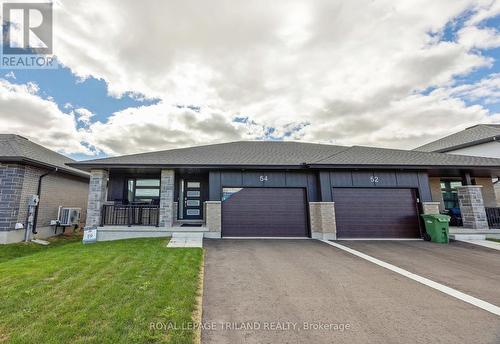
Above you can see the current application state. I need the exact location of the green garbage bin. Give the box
[421,214,451,244]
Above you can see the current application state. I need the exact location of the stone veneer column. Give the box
[309,202,336,240]
[159,169,175,227]
[422,202,441,215]
[457,185,489,230]
[85,169,108,228]
[205,201,221,238]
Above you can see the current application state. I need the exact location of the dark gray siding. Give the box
[108,175,125,201]
[322,170,432,202]
[209,171,222,201]
[108,169,433,205]
[209,170,319,202]
[417,172,432,201]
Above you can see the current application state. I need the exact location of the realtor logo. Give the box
[1,2,56,69]
[2,2,52,54]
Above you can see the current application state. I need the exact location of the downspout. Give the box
[32,168,58,234]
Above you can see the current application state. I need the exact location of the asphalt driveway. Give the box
[201,239,500,344]
[340,240,500,305]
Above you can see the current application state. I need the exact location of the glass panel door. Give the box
[183,180,202,219]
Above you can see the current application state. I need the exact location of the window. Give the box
[440,180,463,210]
[186,190,200,197]
[136,179,160,187]
[222,188,243,202]
[186,200,200,206]
[127,178,161,203]
[187,181,200,188]
[186,209,200,216]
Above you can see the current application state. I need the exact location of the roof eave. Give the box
[1,156,90,179]
[66,163,309,172]
[423,135,500,153]
[67,162,500,173]
[309,163,500,170]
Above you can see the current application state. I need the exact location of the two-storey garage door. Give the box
[222,188,308,237]
[332,188,421,239]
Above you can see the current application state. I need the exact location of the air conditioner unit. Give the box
[57,207,81,226]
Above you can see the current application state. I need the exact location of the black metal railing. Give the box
[101,204,160,227]
[485,207,500,229]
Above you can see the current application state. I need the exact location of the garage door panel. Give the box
[333,188,421,238]
[222,188,308,237]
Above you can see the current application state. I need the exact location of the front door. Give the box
[183,180,203,219]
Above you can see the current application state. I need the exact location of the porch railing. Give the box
[101,204,160,227]
[485,207,500,229]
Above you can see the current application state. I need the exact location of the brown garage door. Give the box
[222,188,308,237]
[332,188,421,238]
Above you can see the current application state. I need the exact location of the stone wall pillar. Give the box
[159,169,175,228]
[205,201,221,238]
[457,185,489,229]
[309,202,336,240]
[85,169,108,228]
[422,202,441,215]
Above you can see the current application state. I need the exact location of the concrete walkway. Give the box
[166,232,203,248]
[202,239,500,344]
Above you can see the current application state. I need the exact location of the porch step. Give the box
[176,219,204,224]
[449,234,486,240]
[172,232,204,239]
[167,232,203,248]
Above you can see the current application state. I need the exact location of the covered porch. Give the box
[427,168,500,234]
[85,168,221,241]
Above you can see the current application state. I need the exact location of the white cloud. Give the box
[447,73,500,104]
[458,26,500,49]
[74,107,95,125]
[466,0,500,25]
[0,79,90,155]
[85,103,266,155]
[2,0,500,156]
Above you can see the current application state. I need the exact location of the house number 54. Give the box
[260,175,268,182]
[370,176,379,183]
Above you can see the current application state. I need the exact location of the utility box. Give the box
[58,207,81,226]
[83,226,97,244]
[28,195,39,206]
[421,214,450,244]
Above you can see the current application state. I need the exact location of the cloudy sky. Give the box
[1,0,500,159]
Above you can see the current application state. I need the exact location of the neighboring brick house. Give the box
[415,124,500,211]
[0,134,89,244]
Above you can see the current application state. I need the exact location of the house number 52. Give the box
[370,176,379,183]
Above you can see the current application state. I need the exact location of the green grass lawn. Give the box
[0,237,203,344]
[487,238,500,243]
[0,235,82,264]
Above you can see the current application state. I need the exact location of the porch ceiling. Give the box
[105,167,210,175]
